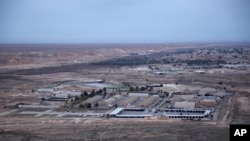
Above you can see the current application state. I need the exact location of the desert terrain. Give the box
[0,43,250,141]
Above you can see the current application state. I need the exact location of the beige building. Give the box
[80,95,103,107]
[128,93,149,97]
[196,99,217,108]
[174,101,195,109]
[99,95,124,106]
[118,96,139,106]
[139,96,157,108]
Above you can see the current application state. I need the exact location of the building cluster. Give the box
[34,79,231,121]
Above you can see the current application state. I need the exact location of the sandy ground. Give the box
[0,44,249,140]
[0,118,229,141]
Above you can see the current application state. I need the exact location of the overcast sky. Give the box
[0,0,249,43]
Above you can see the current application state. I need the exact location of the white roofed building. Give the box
[174,101,195,109]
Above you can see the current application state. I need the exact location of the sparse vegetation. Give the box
[0,43,249,141]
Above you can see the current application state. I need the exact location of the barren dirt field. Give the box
[0,119,229,141]
[0,44,250,141]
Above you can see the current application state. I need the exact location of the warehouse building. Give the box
[109,107,123,117]
[196,99,218,108]
[80,95,103,107]
[165,110,211,119]
[108,108,152,118]
[54,91,81,98]
[170,95,183,104]
[174,101,196,109]
[99,95,124,106]
[116,114,153,118]
[128,93,149,97]
[118,96,139,106]
[139,96,157,108]
[108,107,211,119]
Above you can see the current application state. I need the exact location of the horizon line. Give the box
[0,41,250,45]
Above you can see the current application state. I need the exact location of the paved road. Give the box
[19,110,105,117]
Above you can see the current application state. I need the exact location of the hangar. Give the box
[99,95,124,106]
